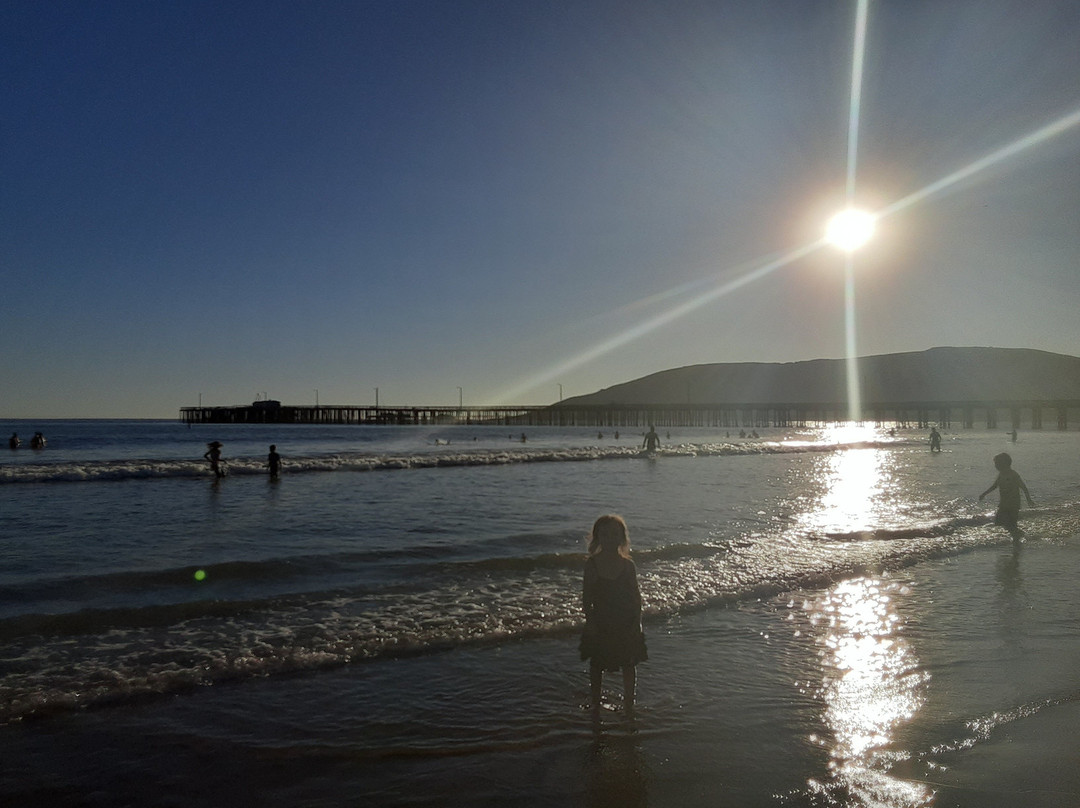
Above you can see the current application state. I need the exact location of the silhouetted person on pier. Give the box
[203,441,225,478]
[642,425,660,454]
[267,445,282,478]
[979,452,1034,540]
[929,427,942,452]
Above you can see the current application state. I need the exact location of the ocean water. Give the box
[2,419,1079,807]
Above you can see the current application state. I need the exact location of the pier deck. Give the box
[180,400,1080,429]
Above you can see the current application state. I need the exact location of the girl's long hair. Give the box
[588,514,631,559]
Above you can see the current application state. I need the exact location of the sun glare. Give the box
[809,577,932,806]
[495,0,1079,408]
[825,209,876,252]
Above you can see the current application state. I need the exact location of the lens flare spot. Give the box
[194,569,207,582]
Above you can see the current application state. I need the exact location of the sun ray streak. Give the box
[844,254,861,421]
[879,106,1080,218]
[841,0,870,422]
[494,242,823,403]
[846,0,870,202]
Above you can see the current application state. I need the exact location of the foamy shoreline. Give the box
[3,538,1077,807]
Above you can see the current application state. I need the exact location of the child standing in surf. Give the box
[267,444,282,478]
[579,514,647,717]
[203,441,225,479]
[979,452,1034,539]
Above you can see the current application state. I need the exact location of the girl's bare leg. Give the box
[590,662,603,714]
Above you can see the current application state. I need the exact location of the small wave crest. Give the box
[0,537,990,724]
[0,441,855,484]
[5,497,1058,724]
[819,502,1079,543]
[821,515,992,543]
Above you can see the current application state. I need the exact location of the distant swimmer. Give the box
[203,441,225,479]
[979,452,1034,540]
[1008,429,1018,442]
[598,432,604,440]
[267,444,282,478]
[520,433,527,443]
[642,424,660,454]
[929,427,942,453]
[30,432,46,449]
[8,433,20,450]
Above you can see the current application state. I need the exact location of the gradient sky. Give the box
[3,0,1079,418]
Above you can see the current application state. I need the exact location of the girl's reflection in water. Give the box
[583,728,649,808]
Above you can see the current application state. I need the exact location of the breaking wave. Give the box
[0,440,900,485]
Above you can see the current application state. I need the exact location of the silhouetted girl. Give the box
[580,514,647,716]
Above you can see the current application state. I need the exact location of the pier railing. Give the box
[180,400,1080,429]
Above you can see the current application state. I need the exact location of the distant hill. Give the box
[558,348,1080,406]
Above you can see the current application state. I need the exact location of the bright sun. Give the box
[825,209,876,251]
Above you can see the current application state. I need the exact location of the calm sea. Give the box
[2,419,1079,806]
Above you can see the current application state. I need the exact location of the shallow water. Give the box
[1,420,1078,805]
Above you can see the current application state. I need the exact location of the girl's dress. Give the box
[579,556,648,670]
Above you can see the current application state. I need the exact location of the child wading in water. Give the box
[580,514,647,717]
[203,441,225,479]
[267,445,282,479]
[979,452,1035,539]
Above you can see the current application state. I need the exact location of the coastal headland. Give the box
[181,347,1080,430]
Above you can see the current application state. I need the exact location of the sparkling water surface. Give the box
[2,419,1079,806]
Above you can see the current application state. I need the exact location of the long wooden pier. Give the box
[180,404,550,427]
[180,400,1080,429]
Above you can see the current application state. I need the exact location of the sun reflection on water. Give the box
[798,424,895,538]
[807,577,932,807]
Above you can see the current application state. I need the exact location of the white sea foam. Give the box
[0,440,879,484]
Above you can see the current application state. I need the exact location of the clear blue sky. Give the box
[3,0,1079,418]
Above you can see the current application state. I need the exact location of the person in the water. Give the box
[203,441,225,478]
[579,514,647,718]
[979,452,1034,540]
